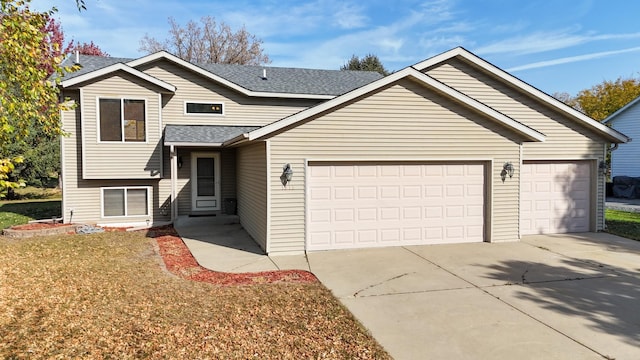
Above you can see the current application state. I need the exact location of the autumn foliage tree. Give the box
[555,77,640,121]
[139,16,270,65]
[575,77,640,121]
[0,0,76,197]
[73,41,109,56]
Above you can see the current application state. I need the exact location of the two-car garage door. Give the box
[307,162,485,251]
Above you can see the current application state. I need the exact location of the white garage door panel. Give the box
[520,161,590,235]
[307,163,485,251]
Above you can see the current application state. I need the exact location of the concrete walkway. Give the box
[174,216,310,272]
[606,196,640,212]
[175,218,640,360]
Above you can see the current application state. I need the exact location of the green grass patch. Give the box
[9,186,61,200]
[605,209,640,240]
[0,199,61,230]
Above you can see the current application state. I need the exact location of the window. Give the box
[102,187,149,217]
[185,101,224,115]
[99,98,146,142]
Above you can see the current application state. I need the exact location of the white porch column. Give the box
[170,145,177,221]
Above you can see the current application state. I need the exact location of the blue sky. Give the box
[33,0,640,95]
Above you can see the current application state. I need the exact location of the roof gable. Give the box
[414,47,629,143]
[60,62,176,93]
[603,95,640,125]
[227,66,546,145]
[61,51,382,99]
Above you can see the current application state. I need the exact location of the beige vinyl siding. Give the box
[80,72,163,179]
[236,142,268,250]
[426,59,607,230]
[138,60,320,127]
[267,79,525,253]
[61,90,164,224]
[220,149,237,214]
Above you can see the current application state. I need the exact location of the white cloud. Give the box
[507,46,640,72]
[477,29,640,56]
[332,3,368,29]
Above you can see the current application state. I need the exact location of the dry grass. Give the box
[0,231,390,359]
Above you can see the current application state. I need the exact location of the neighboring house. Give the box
[603,96,639,178]
[58,47,629,254]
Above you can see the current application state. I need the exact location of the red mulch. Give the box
[10,222,70,230]
[150,226,318,286]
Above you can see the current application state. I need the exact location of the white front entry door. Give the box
[191,152,221,212]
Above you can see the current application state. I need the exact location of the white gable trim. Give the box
[603,95,640,124]
[245,67,545,142]
[61,63,176,93]
[127,51,334,100]
[414,47,629,143]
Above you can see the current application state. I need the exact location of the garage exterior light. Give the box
[281,163,293,186]
[501,162,515,181]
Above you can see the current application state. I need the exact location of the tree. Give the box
[139,16,270,65]
[555,78,640,121]
[3,13,104,193]
[574,77,640,121]
[341,54,389,76]
[552,92,580,110]
[73,41,109,56]
[42,16,73,76]
[0,0,76,197]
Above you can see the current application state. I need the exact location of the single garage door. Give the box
[520,161,591,235]
[307,162,485,251]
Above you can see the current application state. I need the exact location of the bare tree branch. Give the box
[139,16,270,65]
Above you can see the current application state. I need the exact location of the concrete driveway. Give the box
[306,233,640,360]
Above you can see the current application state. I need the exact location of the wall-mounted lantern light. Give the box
[501,162,515,182]
[599,161,608,176]
[281,163,293,186]
[177,156,183,169]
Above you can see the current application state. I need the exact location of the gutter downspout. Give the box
[170,145,177,222]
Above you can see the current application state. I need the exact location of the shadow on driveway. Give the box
[481,257,640,351]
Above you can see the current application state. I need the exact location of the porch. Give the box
[173,215,310,272]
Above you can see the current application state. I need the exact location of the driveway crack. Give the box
[353,272,413,297]
[521,267,529,284]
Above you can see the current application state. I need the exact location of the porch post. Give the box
[170,145,177,222]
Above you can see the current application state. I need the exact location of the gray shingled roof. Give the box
[199,62,382,96]
[60,54,383,96]
[164,125,259,145]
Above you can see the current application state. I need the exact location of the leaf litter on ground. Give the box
[0,229,390,359]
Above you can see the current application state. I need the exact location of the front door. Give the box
[191,152,221,212]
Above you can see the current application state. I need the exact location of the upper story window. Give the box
[185,101,224,115]
[99,98,146,142]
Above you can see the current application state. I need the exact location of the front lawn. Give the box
[0,199,61,230]
[605,209,640,240]
[0,231,389,359]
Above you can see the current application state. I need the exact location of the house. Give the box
[603,96,639,178]
[58,47,629,254]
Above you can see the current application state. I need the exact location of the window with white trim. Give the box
[102,187,149,217]
[99,98,146,142]
[185,101,224,115]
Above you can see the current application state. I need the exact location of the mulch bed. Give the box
[150,226,318,286]
[10,222,68,230]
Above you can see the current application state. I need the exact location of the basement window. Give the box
[185,101,224,115]
[101,187,150,217]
